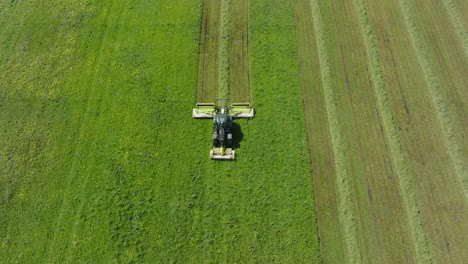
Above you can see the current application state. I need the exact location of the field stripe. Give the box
[398,0,468,202]
[352,0,433,263]
[309,0,361,262]
[441,0,468,57]
[218,0,231,100]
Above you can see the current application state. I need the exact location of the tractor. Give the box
[192,99,254,160]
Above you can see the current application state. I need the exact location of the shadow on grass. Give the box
[231,122,244,149]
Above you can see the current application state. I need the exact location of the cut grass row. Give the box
[218,0,231,100]
[351,0,432,262]
[308,0,361,262]
[398,0,468,202]
[364,0,468,262]
[293,0,468,262]
[291,1,345,262]
[441,0,468,57]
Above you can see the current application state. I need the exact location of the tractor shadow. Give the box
[231,122,244,149]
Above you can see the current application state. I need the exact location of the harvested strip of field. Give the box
[307,0,361,262]
[398,0,467,201]
[196,0,250,104]
[229,0,250,103]
[365,0,468,262]
[291,1,344,262]
[196,0,221,103]
[292,0,465,262]
[352,0,432,262]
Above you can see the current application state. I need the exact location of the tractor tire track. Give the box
[351,0,433,262]
[63,3,130,261]
[309,0,361,262]
[398,0,468,202]
[45,1,116,261]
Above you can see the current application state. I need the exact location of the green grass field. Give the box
[1,0,319,262]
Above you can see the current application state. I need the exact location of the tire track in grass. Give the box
[352,0,433,263]
[441,0,468,57]
[64,4,132,261]
[45,1,116,260]
[398,0,468,202]
[309,0,361,262]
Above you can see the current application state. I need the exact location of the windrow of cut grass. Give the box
[352,0,432,262]
[218,0,231,100]
[309,0,361,262]
[364,0,468,261]
[441,0,468,57]
[398,0,468,202]
[291,1,345,262]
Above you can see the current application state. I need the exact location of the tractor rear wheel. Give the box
[212,133,219,147]
[227,133,233,147]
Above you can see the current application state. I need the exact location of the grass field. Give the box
[1,0,319,262]
[1,0,467,263]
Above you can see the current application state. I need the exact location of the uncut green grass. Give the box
[0,0,319,262]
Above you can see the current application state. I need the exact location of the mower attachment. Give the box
[210,148,235,160]
[230,103,255,118]
[193,103,217,118]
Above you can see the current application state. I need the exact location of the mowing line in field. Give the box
[309,0,361,262]
[352,0,433,262]
[441,0,468,57]
[398,0,468,202]
[218,0,231,100]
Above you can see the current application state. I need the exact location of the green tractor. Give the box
[192,99,254,160]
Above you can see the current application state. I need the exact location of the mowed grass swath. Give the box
[0,0,319,262]
[1,0,467,263]
[292,0,467,263]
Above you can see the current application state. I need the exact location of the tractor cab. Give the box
[214,113,231,128]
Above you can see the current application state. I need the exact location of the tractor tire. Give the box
[227,133,233,147]
[212,133,219,147]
